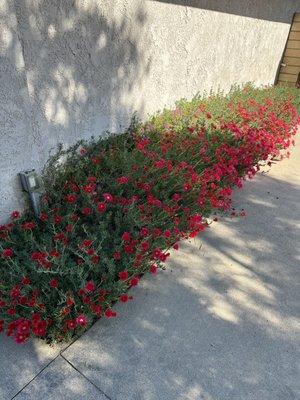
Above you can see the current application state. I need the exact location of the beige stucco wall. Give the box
[0,0,299,221]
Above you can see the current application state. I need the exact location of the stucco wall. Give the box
[0,0,299,221]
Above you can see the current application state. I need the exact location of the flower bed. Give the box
[0,85,299,344]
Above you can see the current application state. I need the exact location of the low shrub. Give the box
[0,84,299,344]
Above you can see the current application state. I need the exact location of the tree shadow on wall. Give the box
[13,0,151,154]
[0,0,151,219]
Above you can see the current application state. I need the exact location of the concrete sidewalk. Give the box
[1,140,299,400]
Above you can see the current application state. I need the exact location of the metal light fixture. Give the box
[19,169,42,218]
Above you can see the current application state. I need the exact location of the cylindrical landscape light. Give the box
[19,169,42,218]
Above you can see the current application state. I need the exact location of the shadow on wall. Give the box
[14,0,150,151]
[151,0,299,23]
[0,0,150,219]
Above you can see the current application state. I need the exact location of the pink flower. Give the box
[103,193,113,202]
[10,210,20,219]
[76,314,88,326]
[97,202,106,213]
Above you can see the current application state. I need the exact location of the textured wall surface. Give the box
[0,0,299,221]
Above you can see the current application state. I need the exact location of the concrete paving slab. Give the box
[62,140,300,400]
[14,356,107,400]
[0,335,65,400]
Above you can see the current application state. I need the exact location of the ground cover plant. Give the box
[0,84,299,344]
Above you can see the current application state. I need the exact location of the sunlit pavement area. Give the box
[1,137,299,400]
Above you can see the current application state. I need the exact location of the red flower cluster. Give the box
[0,85,299,344]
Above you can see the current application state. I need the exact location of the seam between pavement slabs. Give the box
[59,353,113,400]
[10,334,113,400]
[10,354,60,400]
[10,353,113,400]
[10,336,78,400]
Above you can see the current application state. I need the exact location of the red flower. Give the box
[53,232,68,244]
[83,183,96,193]
[103,193,113,202]
[31,252,47,261]
[121,232,131,242]
[15,332,30,344]
[153,228,162,237]
[130,276,139,286]
[66,297,74,306]
[97,202,106,213]
[66,319,76,330]
[81,239,93,248]
[120,294,129,303]
[140,227,149,237]
[76,314,88,326]
[65,224,73,232]
[91,255,100,264]
[16,319,31,334]
[32,320,47,337]
[87,176,97,183]
[82,207,92,216]
[10,210,20,219]
[113,251,121,260]
[2,248,13,258]
[141,241,149,252]
[91,156,100,164]
[49,250,60,258]
[150,264,157,274]
[65,194,77,203]
[85,281,95,292]
[105,309,117,318]
[67,215,76,224]
[54,215,63,224]
[22,221,35,230]
[117,176,129,184]
[49,279,58,288]
[39,212,48,221]
[124,244,134,254]
[91,303,102,315]
[21,276,31,285]
[118,271,128,281]
[183,183,192,192]
[79,148,87,155]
